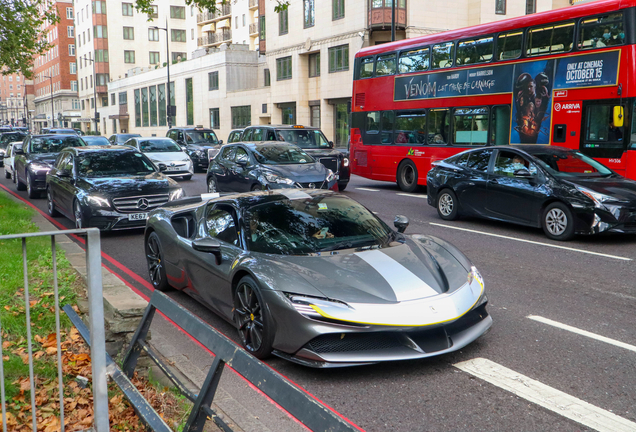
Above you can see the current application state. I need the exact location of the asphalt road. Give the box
[2,170,635,432]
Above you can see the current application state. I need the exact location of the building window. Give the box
[333,0,344,20]
[148,28,159,41]
[235,16,239,29]
[102,96,108,107]
[191,28,194,40]
[122,3,133,16]
[149,51,160,64]
[124,50,135,63]
[262,103,267,113]
[185,78,194,125]
[72,99,80,110]
[149,86,158,126]
[210,108,220,129]
[495,0,506,14]
[328,44,349,72]
[158,84,166,126]
[68,44,75,56]
[141,87,149,127]
[264,69,271,86]
[242,14,246,26]
[170,6,185,19]
[310,105,320,128]
[70,62,77,74]
[94,25,107,38]
[276,56,292,81]
[134,89,141,127]
[111,93,116,105]
[119,92,127,105]
[92,1,106,14]
[304,0,315,28]
[81,100,85,110]
[208,71,219,90]
[309,52,320,77]
[149,5,158,18]
[95,73,109,86]
[526,0,535,14]
[172,52,186,63]
[71,80,78,91]
[66,7,73,18]
[259,16,266,39]
[67,26,74,38]
[95,49,109,62]
[90,98,94,109]
[171,29,186,42]
[281,106,295,125]
[279,8,288,35]
[231,106,251,128]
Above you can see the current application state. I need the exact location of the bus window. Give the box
[395,110,427,144]
[428,109,450,144]
[585,105,623,143]
[432,42,454,69]
[527,22,575,56]
[376,54,397,76]
[454,107,489,145]
[359,57,375,78]
[381,111,394,144]
[364,111,381,144]
[578,13,624,50]
[457,36,494,66]
[490,105,511,145]
[398,47,429,74]
[496,31,523,60]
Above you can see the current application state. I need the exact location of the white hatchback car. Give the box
[3,141,23,182]
[124,137,194,180]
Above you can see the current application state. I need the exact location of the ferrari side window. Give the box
[206,209,238,245]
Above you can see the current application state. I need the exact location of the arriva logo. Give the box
[554,102,581,111]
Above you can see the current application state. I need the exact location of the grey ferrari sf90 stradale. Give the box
[144,189,491,367]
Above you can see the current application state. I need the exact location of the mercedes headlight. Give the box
[326,169,336,182]
[575,185,614,208]
[264,173,295,185]
[86,195,110,208]
[343,157,349,167]
[169,188,185,201]
[29,163,51,173]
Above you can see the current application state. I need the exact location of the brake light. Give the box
[350,128,362,146]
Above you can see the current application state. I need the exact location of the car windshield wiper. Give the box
[318,239,378,252]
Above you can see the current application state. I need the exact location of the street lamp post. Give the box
[84,55,99,133]
[150,18,173,128]
[44,75,54,129]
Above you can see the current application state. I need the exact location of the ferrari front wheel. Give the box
[233,276,274,359]
[145,232,171,292]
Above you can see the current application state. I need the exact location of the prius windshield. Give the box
[245,194,394,255]
[140,139,182,153]
[532,150,614,178]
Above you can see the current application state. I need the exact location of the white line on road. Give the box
[429,222,632,261]
[527,315,636,354]
[355,187,381,192]
[396,193,428,199]
[454,358,636,432]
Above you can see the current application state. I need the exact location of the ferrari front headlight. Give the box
[284,293,350,319]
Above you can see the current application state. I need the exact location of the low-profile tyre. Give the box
[73,200,86,229]
[233,276,274,359]
[437,189,460,221]
[46,188,60,217]
[182,174,192,181]
[145,232,171,292]
[397,160,419,192]
[542,202,574,241]
[207,176,217,193]
[337,181,348,191]
[26,173,39,199]
[251,183,262,192]
[4,169,10,179]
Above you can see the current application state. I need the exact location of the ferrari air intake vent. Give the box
[304,333,404,354]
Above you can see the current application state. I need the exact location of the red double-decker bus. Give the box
[350,0,636,191]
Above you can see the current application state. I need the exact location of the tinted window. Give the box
[276,129,330,149]
[77,151,156,177]
[366,112,380,134]
[185,130,218,144]
[432,42,454,69]
[359,57,374,78]
[533,151,612,178]
[395,110,427,145]
[496,31,523,60]
[466,149,493,172]
[381,111,394,144]
[376,54,396,76]
[252,128,264,141]
[242,129,254,141]
[221,146,236,160]
[456,36,493,66]
[30,136,84,153]
[578,13,624,50]
[398,47,429,74]
[235,147,250,163]
[453,107,489,145]
[82,136,110,146]
[428,109,450,144]
[527,22,575,56]
[448,152,471,167]
[56,153,73,171]
[139,139,182,152]
[584,104,624,146]
[253,145,314,164]
[493,151,537,176]
[206,209,238,245]
[491,105,511,145]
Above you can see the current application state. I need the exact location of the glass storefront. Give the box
[334,101,350,149]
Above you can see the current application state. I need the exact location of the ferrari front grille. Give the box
[304,333,404,354]
[112,194,170,213]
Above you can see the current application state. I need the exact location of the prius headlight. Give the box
[284,293,350,319]
[264,172,295,185]
[169,188,185,201]
[575,185,615,208]
[325,168,336,182]
[86,195,110,208]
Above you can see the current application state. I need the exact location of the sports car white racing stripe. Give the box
[355,249,438,301]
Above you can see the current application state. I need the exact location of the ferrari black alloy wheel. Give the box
[233,276,273,359]
[146,232,170,291]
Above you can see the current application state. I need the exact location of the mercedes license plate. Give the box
[128,213,148,221]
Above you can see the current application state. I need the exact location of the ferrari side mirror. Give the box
[192,238,222,263]
[394,215,409,233]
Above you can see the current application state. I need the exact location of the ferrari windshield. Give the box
[30,137,84,154]
[532,150,614,178]
[276,129,331,149]
[245,194,393,255]
[77,151,156,177]
[140,139,182,153]
[185,131,218,145]
[253,145,315,165]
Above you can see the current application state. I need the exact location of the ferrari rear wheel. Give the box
[234,276,274,359]
[145,232,171,292]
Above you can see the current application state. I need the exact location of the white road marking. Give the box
[429,222,632,261]
[396,193,428,199]
[355,187,381,192]
[527,315,636,354]
[454,358,636,432]
[372,211,379,214]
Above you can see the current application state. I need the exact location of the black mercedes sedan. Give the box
[14,134,86,198]
[206,142,336,193]
[46,146,184,230]
[427,145,636,241]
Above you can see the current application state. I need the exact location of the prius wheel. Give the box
[207,176,217,193]
[145,232,171,292]
[46,188,60,217]
[397,160,419,192]
[437,189,459,221]
[233,276,274,359]
[542,202,574,241]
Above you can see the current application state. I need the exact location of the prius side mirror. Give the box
[192,238,222,263]
[394,215,409,233]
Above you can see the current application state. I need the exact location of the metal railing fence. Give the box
[0,228,109,432]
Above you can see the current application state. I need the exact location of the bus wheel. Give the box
[397,160,419,192]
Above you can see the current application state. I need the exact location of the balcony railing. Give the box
[197,30,232,47]
[197,4,231,23]
[249,22,258,35]
[368,1,406,31]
